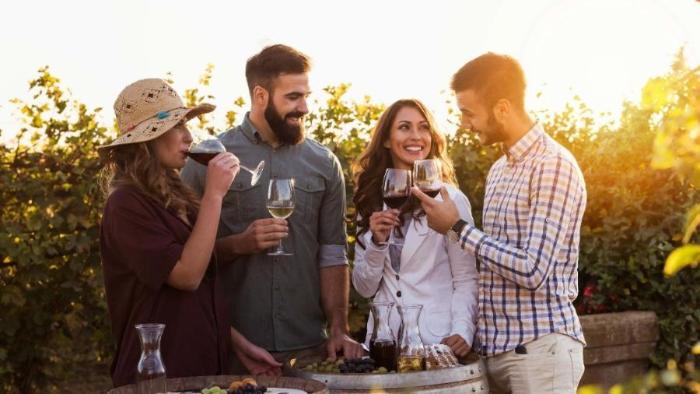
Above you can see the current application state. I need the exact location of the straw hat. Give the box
[98,78,215,151]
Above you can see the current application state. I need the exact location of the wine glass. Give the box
[381,168,411,245]
[187,138,265,186]
[267,178,295,256]
[412,159,441,198]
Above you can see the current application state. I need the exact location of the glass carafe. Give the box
[397,304,425,372]
[135,323,166,394]
[368,301,397,371]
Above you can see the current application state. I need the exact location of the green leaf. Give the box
[664,244,700,276]
[683,203,700,243]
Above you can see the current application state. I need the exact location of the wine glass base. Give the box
[267,250,293,256]
[250,160,265,186]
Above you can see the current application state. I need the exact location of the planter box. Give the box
[580,311,659,387]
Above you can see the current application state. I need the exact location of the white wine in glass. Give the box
[268,206,294,219]
[267,178,295,256]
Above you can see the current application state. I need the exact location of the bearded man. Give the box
[181,44,363,374]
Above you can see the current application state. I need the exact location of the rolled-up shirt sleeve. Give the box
[318,154,349,268]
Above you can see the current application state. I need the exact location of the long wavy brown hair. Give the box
[352,99,456,249]
[100,141,200,217]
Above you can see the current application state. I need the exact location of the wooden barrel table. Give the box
[107,374,328,394]
[285,351,489,394]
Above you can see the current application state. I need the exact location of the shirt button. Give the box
[395,275,400,280]
[396,291,402,297]
[273,258,279,263]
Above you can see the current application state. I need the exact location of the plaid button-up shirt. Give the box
[457,123,587,357]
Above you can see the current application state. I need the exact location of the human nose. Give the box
[408,126,422,139]
[460,115,471,130]
[183,128,193,144]
[298,98,309,115]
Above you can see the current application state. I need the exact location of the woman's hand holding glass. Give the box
[203,152,239,200]
[376,168,411,246]
[369,209,401,246]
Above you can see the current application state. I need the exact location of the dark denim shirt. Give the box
[181,113,348,351]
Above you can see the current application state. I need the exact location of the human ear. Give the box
[253,85,268,108]
[493,99,511,122]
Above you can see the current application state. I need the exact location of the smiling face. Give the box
[151,122,193,169]
[383,106,432,170]
[264,73,310,145]
[456,89,508,146]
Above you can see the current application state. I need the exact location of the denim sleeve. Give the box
[318,154,348,268]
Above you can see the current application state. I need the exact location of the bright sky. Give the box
[1,0,698,142]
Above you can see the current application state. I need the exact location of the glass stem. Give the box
[276,238,284,253]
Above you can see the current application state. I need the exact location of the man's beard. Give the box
[475,111,507,146]
[264,102,305,145]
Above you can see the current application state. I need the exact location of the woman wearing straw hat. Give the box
[99,79,281,387]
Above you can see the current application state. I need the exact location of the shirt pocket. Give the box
[293,176,325,224]
[221,180,263,233]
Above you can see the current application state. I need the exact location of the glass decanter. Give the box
[135,323,167,394]
[368,301,397,371]
[397,304,425,372]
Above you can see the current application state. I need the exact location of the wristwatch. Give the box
[447,219,468,243]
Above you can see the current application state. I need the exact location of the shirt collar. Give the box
[503,122,544,164]
[240,112,262,145]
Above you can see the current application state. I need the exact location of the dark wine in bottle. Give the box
[369,339,397,371]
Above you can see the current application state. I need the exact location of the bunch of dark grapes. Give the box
[228,383,267,394]
[339,358,376,373]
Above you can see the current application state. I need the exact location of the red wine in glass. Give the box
[186,151,218,165]
[413,160,441,199]
[421,188,440,198]
[383,194,408,209]
[381,169,411,245]
[187,139,265,186]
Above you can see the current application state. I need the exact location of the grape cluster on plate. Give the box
[303,357,389,374]
[201,377,267,394]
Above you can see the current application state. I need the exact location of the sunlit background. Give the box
[1,0,698,141]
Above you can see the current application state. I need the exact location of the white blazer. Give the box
[352,184,479,347]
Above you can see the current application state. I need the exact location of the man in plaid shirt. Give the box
[413,53,587,393]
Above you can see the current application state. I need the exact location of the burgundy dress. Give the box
[100,185,230,387]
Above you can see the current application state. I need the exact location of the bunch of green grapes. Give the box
[201,386,227,394]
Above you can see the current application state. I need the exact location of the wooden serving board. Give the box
[107,375,328,394]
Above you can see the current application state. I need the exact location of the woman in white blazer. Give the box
[351,99,479,357]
